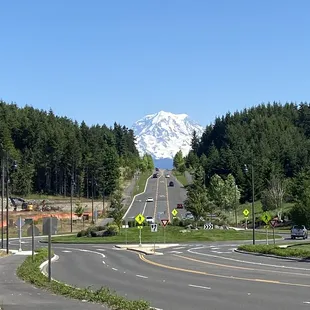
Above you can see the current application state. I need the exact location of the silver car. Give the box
[291,225,308,239]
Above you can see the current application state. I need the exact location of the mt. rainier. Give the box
[132,111,204,168]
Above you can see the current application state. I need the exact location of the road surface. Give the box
[124,169,188,223]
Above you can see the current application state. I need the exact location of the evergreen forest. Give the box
[0,100,150,199]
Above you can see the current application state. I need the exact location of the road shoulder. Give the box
[0,255,109,309]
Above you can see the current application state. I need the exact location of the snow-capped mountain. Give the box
[132,111,204,167]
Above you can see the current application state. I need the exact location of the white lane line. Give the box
[188,284,211,290]
[136,274,148,279]
[102,261,106,265]
[61,250,72,253]
[142,202,147,215]
[112,267,118,271]
[169,251,183,254]
[188,247,310,271]
[152,308,163,310]
[303,301,310,304]
[54,247,106,258]
[210,247,220,250]
[173,247,186,250]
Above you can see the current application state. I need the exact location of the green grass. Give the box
[237,244,310,259]
[17,248,150,309]
[172,171,188,186]
[133,171,152,196]
[50,226,281,244]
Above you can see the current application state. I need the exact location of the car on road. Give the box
[146,216,155,224]
[177,203,184,209]
[153,173,158,178]
[155,167,159,171]
[184,211,194,220]
[169,181,174,187]
[165,174,170,178]
[146,197,154,202]
[291,225,308,239]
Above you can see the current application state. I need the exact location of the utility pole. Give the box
[91,174,94,224]
[251,161,255,245]
[1,155,4,249]
[6,152,9,254]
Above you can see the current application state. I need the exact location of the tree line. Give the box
[0,100,150,199]
[174,102,310,226]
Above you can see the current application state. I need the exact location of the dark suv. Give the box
[153,174,158,178]
[169,181,174,187]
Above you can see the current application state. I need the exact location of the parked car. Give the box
[169,181,174,187]
[291,225,308,239]
[146,216,155,224]
[146,197,154,202]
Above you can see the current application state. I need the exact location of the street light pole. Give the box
[6,153,9,254]
[251,162,255,245]
[91,174,94,224]
[1,155,4,249]
[70,174,73,233]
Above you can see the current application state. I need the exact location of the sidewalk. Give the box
[0,255,108,309]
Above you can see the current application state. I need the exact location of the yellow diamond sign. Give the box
[261,212,271,224]
[135,213,145,225]
[172,209,178,217]
[243,209,249,217]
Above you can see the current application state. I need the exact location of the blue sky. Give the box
[1,0,309,128]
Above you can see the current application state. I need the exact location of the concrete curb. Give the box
[39,254,59,277]
[234,249,310,262]
[122,172,153,220]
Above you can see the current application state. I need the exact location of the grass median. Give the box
[133,171,152,196]
[50,226,281,244]
[172,171,188,186]
[17,248,150,310]
[237,243,310,259]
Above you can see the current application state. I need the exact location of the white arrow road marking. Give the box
[61,250,72,253]
[136,274,148,279]
[112,267,118,271]
[173,247,186,250]
[169,251,183,254]
[159,195,165,197]
[189,284,211,290]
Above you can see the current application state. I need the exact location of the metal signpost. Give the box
[270,219,277,245]
[151,223,157,252]
[243,209,249,230]
[161,219,169,243]
[48,216,52,282]
[261,212,271,245]
[15,217,25,252]
[32,219,35,261]
[135,213,145,247]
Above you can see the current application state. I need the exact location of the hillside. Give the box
[187,102,310,202]
[0,101,141,198]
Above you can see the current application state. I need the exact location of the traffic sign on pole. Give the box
[135,213,145,225]
[243,209,249,217]
[171,209,178,217]
[270,220,277,227]
[161,219,169,227]
[151,224,157,232]
[261,212,271,224]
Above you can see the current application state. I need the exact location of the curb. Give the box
[234,249,310,262]
[39,254,59,277]
[122,172,153,220]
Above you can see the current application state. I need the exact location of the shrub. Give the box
[106,224,119,236]
[17,248,151,309]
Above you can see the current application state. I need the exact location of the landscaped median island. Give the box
[17,248,151,310]
[237,243,310,259]
[50,225,282,244]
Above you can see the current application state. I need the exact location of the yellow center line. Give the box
[173,254,310,277]
[138,254,310,288]
[153,173,160,219]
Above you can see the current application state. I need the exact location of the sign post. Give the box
[270,219,277,245]
[261,212,272,245]
[151,224,157,252]
[243,209,249,230]
[32,219,35,261]
[48,216,52,282]
[15,217,25,252]
[161,219,169,243]
[135,213,145,247]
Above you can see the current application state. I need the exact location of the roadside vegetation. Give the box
[50,223,281,243]
[237,244,310,259]
[172,170,188,186]
[171,103,310,231]
[17,248,150,310]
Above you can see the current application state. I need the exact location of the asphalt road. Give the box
[43,241,310,310]
[124,169,188,224]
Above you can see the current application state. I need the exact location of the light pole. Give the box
[70,173,74,233]
[6,155,17,254]
[1,154,4,249]
[244,163,255,245]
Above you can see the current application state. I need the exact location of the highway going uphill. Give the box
[123,169,187,224]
